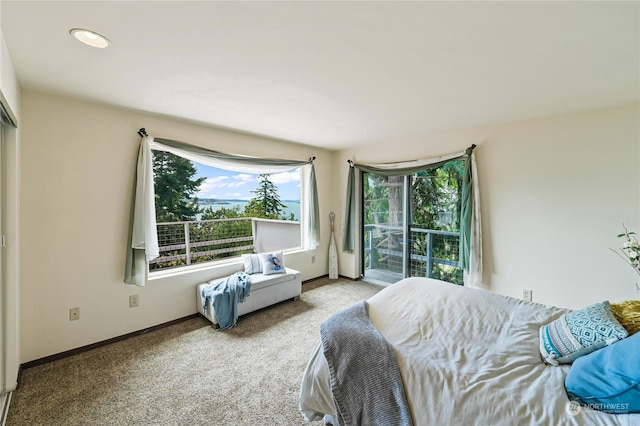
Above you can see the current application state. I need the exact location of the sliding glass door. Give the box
[362,160,465,285]
[362,174,407,283]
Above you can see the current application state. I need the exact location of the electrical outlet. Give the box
[311,255,316,264]
[523,289,533,302]
[129,294,139,308]
[69,307,80,321]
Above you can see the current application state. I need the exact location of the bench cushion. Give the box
[249,267,295,289]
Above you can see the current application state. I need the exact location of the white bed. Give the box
[299,277,640,426]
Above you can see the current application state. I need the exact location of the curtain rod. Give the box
[347,144,476,167]
[140,128,316,163]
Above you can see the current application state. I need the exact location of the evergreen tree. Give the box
[245,174,287,219]
[411,160,464,232]
[153,151,205,222]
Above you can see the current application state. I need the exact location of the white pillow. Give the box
[242,254,262,274]
[259,251,286,275]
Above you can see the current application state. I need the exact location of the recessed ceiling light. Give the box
[69,28,110,49]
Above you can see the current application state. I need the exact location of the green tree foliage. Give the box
[363,174,389,226]
[201,205,243,220]
[150,152,207,271]
[411,160,465,284]
[411,160,464,232]
[191,205,253,262]
[245,174,288,219]
[153,151,205,222]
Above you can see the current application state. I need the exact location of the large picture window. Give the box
[149,153,301,272]
[125,132,319,286]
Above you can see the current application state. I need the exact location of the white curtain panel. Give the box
[131,136,159,262]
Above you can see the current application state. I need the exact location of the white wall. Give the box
[19,91,332,363]
[17,88,640,362]
[335,104,640,310]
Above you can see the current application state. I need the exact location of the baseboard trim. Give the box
[301,274,328,284]
[20,274,352,371]
[302,274,358,284]
[21,313,199,370]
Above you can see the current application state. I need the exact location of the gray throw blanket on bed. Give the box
[201,271,251,330]
[320,300,413,426]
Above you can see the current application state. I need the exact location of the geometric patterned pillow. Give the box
[539,301,628,366]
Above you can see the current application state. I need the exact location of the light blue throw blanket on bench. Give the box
[201,271,251,330]
[320,300,413,426]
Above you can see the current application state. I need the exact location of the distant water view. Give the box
[197,199,301,220]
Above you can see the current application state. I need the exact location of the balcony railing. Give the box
[150,217,300,271]
[364,224,462,284]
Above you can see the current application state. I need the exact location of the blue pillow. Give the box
[539,301,627,365]
[565,332,640,413]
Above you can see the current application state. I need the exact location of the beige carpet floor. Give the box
[6,277,382,426]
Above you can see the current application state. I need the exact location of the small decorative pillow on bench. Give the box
[242,253,263,274]
[259,251,285,275]
[242,251,285,275]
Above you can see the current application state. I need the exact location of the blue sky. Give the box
[193,163,301,201]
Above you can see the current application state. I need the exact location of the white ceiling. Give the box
[2,1,639,150]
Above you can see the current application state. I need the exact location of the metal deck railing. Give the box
[150,217,300,271]
[364,224,462,284]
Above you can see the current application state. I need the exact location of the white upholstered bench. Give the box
[196,268,301,326]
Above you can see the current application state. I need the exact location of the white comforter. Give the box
[299,277,640,426]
